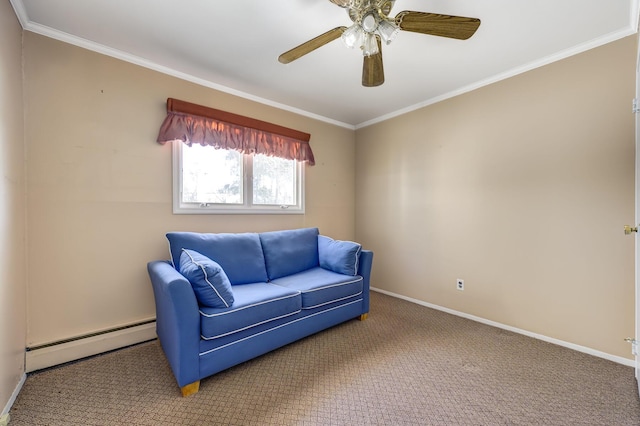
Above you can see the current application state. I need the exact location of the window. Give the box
[158,99,314,214]
[173,142,304,214]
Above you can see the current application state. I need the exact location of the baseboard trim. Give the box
[2,372,25,416]
[25,321,157,373]
[371,287,635,368]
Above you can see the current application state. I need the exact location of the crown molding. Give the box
[10,0,640,130]
[356,25,638,129]
[10,0,355,131]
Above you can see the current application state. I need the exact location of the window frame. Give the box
[172,141,305,215]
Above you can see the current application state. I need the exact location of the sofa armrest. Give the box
[357,250,374,314]
[147,260,201,387]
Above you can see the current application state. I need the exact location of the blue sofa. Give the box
[147,227,373,396]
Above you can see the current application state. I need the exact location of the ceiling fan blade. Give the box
[395,11,481,40]
[278,26,347,64]
[362,36,384,87]
[329,0,351,7]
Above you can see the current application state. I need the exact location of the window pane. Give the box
[252,154,296,205]
[181,144,243,204]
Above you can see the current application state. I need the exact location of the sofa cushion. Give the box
[318,235,362,276]
[167,232,268,285]
[199,283,301,340]
[270,267,363,309]
[259,228,319,280]
[179,249,234,309]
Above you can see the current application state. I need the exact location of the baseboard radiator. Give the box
[25,319,157,373]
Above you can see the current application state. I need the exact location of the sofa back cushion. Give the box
[259,228,319,280]
[167,232,268,285]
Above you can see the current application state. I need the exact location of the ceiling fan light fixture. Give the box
[361,12,378,33]
[342,24,364,49]
[362,32,379,56]
[377,19,399,44]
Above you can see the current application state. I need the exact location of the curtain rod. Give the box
[167,98,311,142]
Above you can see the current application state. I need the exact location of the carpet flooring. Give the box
[9,291,640,425]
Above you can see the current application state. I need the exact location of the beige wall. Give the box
[356,36,637,359]
[13,14,639,371]
[23,32,356,346]
[0,0,27,412]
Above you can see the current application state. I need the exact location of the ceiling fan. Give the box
[278,0,481,87]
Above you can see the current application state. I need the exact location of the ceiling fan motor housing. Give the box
[347,0,395,27]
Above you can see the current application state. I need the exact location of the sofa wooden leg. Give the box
[359,313,368,321]
[181,381,200,397]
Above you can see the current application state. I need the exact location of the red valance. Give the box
[156,98,315,165]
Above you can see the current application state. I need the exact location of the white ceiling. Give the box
[10,0,640,128]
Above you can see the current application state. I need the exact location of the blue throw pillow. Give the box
[179,249,234,309]
[318,235,362,276]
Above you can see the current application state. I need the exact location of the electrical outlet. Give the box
[456,279,464,291]
[0,413,10,426]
